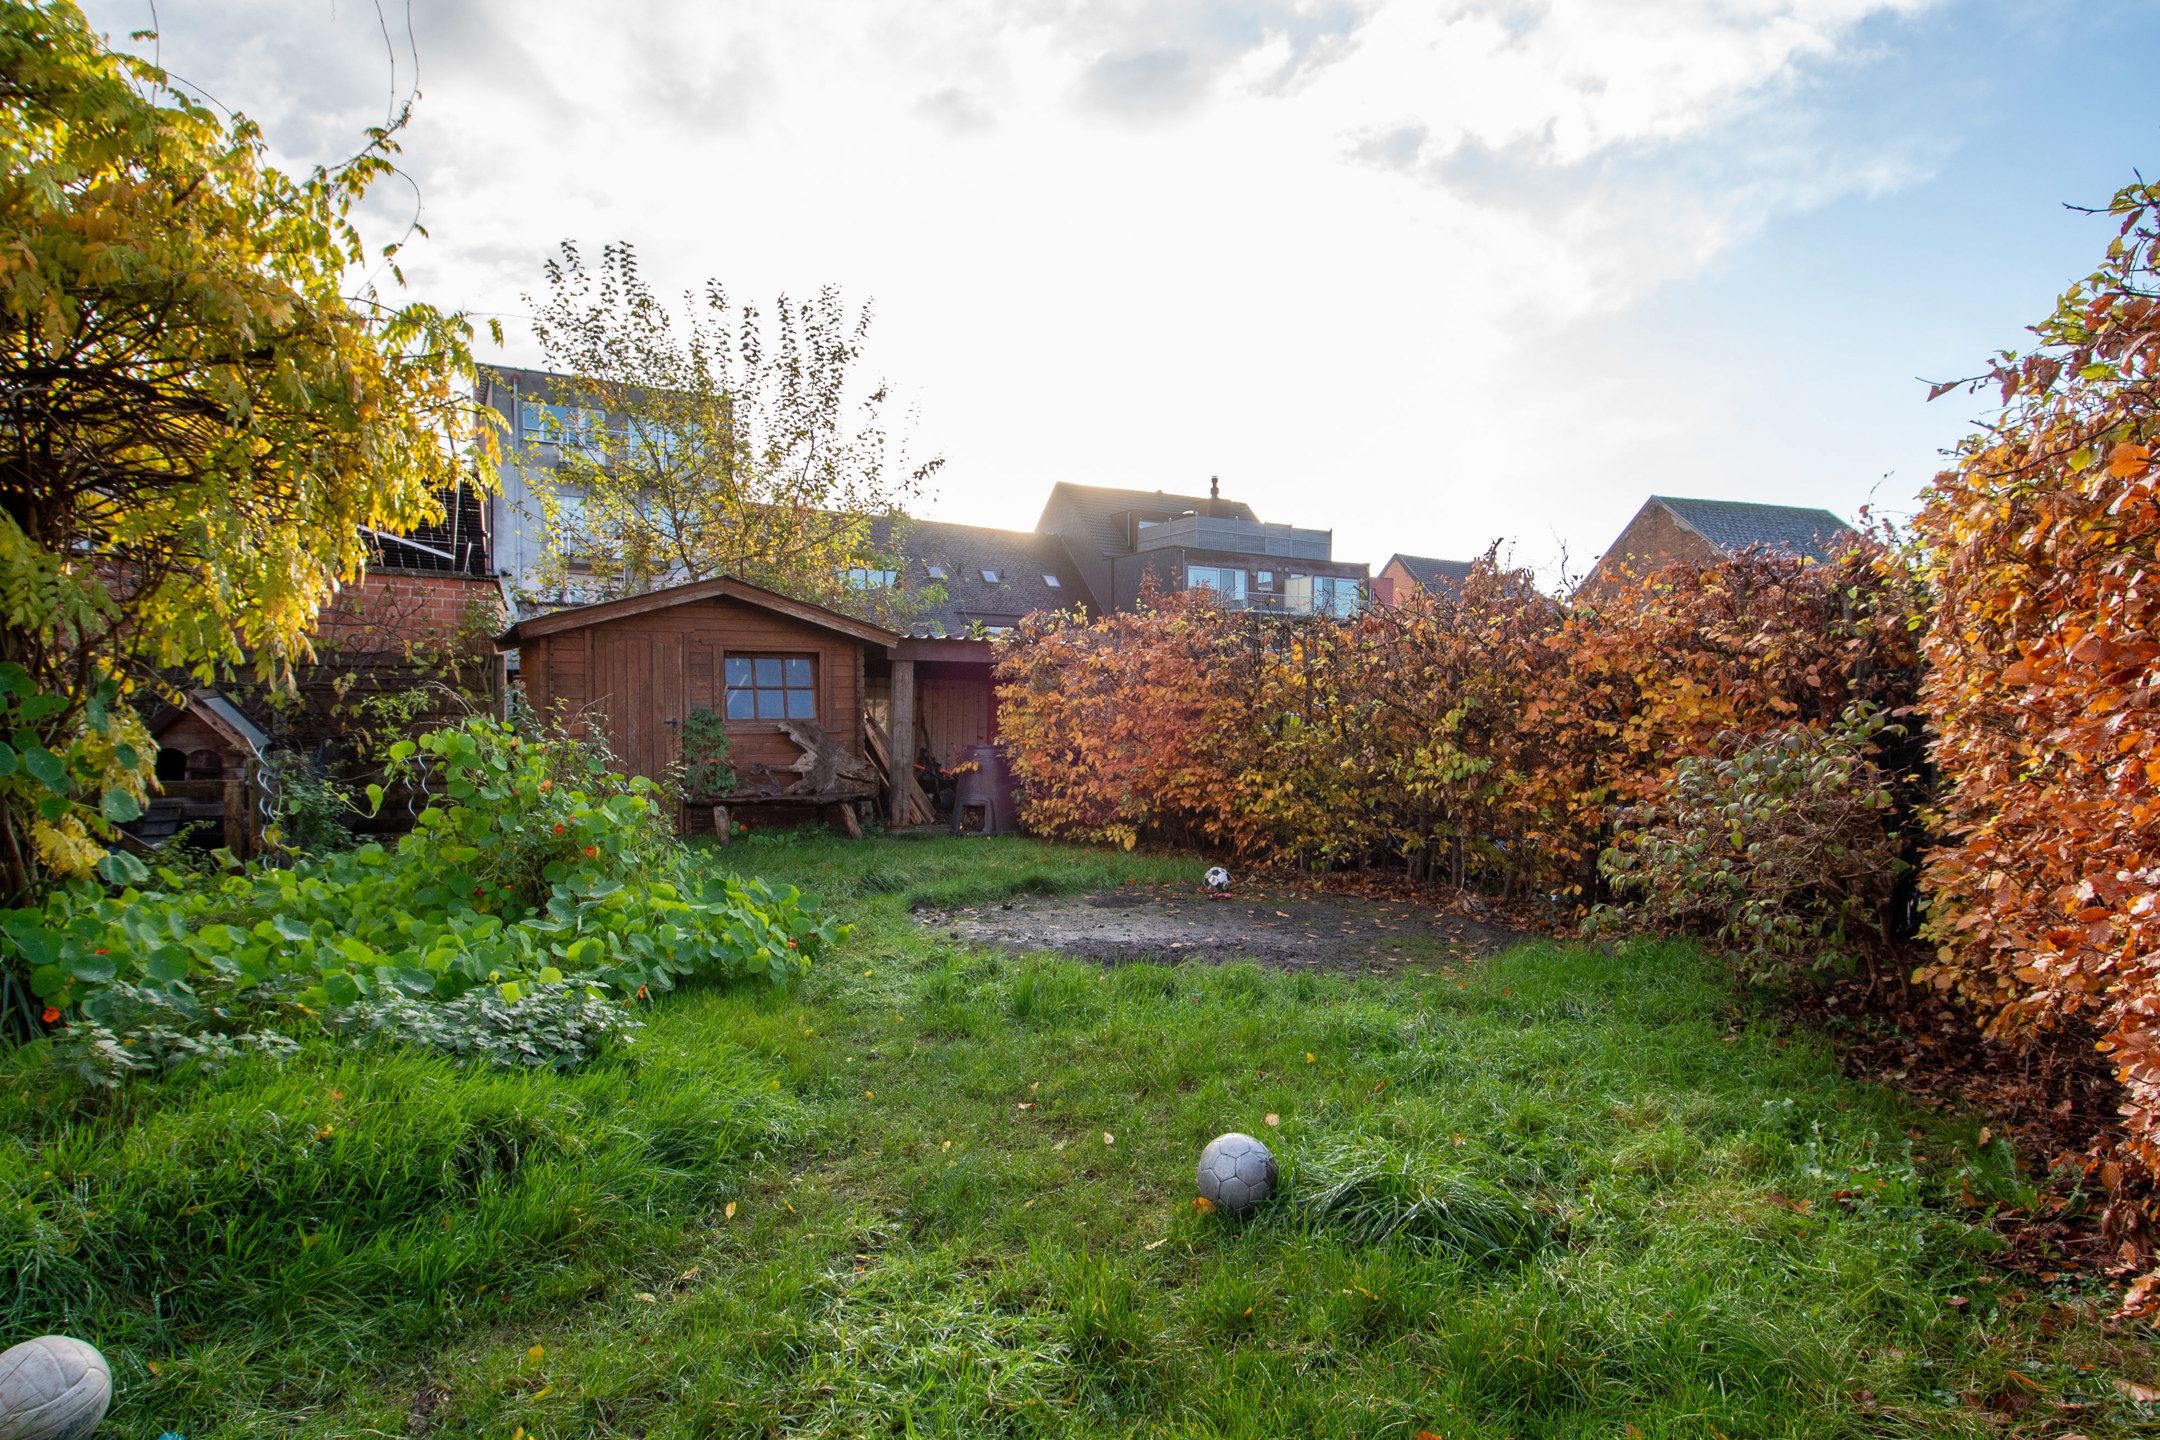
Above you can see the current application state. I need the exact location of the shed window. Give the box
[724,655,816,721]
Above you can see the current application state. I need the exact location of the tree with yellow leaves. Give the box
[0,0,495,899]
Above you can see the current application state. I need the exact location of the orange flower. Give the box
[636,985,649,1000]
[552,822,566,835]
[41,1007,59,1025]
[538,779,554,792]
[583,845,598,858]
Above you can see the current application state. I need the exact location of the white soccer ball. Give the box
[0,1335,110,1440]
[1196,1131,1277,1215]
[1203,866,1231,893]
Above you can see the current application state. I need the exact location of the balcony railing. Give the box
[1134,514,1333,561]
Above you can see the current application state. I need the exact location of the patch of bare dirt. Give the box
[916,881,1528,975]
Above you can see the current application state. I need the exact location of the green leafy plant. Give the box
[1595,708,1903,981]
[0,666,153,897]
[681,706,737,797]
[2,716,843,1068]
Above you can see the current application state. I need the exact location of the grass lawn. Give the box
[6,833,2155,1438]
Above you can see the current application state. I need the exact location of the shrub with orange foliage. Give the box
[1915,179,2160,1296]
[996,541,1921,909]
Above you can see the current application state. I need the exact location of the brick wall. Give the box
[1582,502,1722,599]
[315,569,504,657]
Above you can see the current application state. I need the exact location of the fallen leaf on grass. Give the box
[1767,1194,1815,1216]
[1264,1113,1279,1127]
[527,1344,545,1363]
[1103,1131,1116,1146]
[1305,1052,1316,1064]
[2117,1379,2160,1403]
[1192,1195,1217,1215]
[1017,1102,1035,1111]
[724,1202,737,1220]
[1145,1238,1168,1251]
[634,1292,657,1304]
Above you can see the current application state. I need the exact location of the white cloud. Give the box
[83,0,1950,579]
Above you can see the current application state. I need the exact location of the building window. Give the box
[982,568,1003,583]
[1255,570,1274,589]
[520,401,605,456]
[1187,566,1248,605]
[724,655,816,721]
[846,567,898,589]
[1285,575,1361,617]
[1044,573,1062,588]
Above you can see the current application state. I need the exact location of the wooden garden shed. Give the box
[497,576,899,832]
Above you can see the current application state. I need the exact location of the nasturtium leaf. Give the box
[22,746,66,791]
[64,952,117,984]
[97,851,149,885]
[99,789,142,823]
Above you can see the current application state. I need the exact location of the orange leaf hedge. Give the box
[1915,179,2160,1279]
[996,541,1920,904]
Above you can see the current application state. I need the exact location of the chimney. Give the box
[1208,474,1220,514]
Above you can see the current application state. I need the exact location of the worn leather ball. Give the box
[0,1335,111,1440]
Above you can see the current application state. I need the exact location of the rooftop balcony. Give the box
[1134,514,1333,561]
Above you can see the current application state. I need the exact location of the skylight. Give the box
[1044,574,1062,588]
[982,568,1002,583]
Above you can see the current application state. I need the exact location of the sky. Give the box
[81,0,2160,583]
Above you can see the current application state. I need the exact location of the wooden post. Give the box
[222,777,251,860]
[711,805,732,846]
[888,657,916,827]
[838,801,863,839]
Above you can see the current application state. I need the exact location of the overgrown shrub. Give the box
[1596,711,1904,981]
[4,716,841,1073]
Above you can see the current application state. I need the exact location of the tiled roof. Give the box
[1038,482,1259,556]
[1388,554,1475,592]
[871,516,1090,638]
[1654,496,1855,563]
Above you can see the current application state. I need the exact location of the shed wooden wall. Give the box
[917,661,996,767]
[519,596,866,803]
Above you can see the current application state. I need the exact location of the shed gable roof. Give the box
[1653,496,1855,563]
[495,575,898,649]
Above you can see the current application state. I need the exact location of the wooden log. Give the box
[712,805,731,846]
[774,717,880,792]
[838,800,863,839]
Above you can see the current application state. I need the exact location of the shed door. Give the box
[593,630,682,784]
